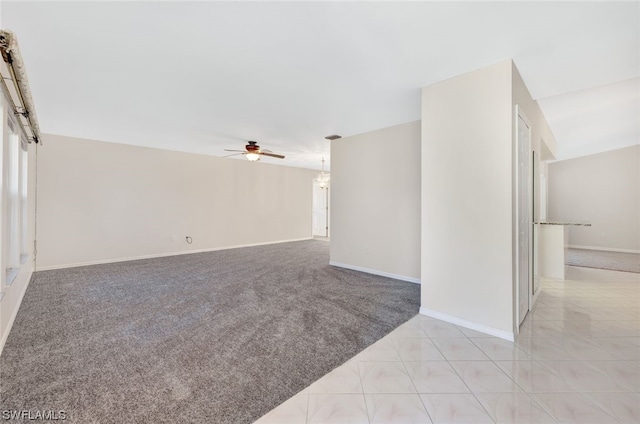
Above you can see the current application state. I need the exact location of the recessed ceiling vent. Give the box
[324,134,342,140]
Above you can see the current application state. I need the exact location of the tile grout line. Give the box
[529,351,629,421]
[355,342,375,424]
[395,323,436,424]
[453,332,498,424]
[419,319,498,424]
[304,386,311,424]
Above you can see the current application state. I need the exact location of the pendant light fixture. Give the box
[316,157,330,189]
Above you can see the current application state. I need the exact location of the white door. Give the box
[312,181,329,237]
[517,110,532,325]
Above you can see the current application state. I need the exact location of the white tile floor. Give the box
[255,266,640,423]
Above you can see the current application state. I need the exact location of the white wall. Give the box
[330,121,421,283]
[36,134,318,269]
[420,60,558,339]
[548,145,640,252]
[421,61,514,338]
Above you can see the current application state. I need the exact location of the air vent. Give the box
[324,134,342,140]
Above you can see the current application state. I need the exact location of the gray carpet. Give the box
[0,240,420,423]
[566,248,640,273]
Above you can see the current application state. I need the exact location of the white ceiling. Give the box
[2,1,638,170]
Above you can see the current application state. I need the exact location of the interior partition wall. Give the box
[421,60,557,340]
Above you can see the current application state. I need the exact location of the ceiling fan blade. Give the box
[224,149,247,153]
[223,153,245,158]
[261,152,285,159]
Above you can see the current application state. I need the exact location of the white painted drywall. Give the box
[35,134,318,269]
[548,145,640,252]
[330,121,421,282]
[421,61,514,337]
[420,60,561,338]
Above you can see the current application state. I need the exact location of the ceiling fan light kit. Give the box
[224,140,285,162]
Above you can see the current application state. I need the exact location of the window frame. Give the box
[1,95,31,288]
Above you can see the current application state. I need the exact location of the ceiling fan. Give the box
[224,141,285,162]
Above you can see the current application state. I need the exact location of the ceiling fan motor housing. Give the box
[246,141,260,151]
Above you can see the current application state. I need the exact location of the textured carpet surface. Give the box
[0,240,420,423]
[566,248,640,273]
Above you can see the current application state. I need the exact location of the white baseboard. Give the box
[0,266,34,356]
[36,237,314,271]
[419,307,515,342]
[568,245,640,254]
[329,261,421,284]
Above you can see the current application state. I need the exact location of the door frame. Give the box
[311,179,329,237]
[514,105,533,329]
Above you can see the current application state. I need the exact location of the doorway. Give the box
[312,180,329,238]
